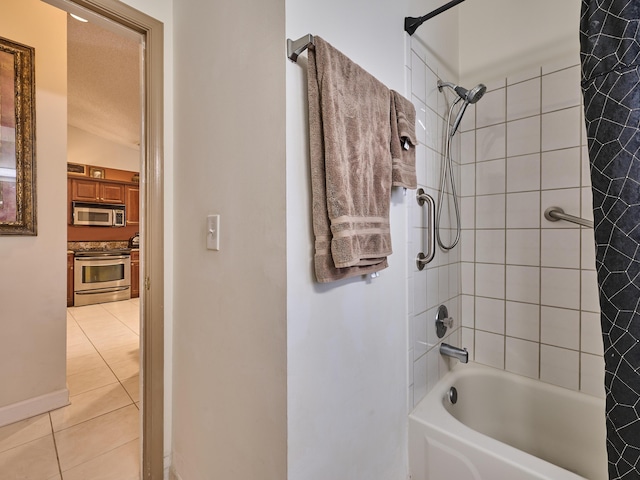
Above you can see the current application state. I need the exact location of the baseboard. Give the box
[0,388,69,428]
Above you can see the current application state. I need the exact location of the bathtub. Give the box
[409,362,607,480]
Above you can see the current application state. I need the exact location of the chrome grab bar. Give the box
[544,206,594,228]
[416,188,436,270]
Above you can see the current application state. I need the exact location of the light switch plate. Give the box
[207,214,220,250]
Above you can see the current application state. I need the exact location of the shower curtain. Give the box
[581,1,640,478]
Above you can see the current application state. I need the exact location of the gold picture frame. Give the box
[89,167,105,179]
[0,36,36,235]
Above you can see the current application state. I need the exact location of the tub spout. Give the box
[440,343,468,363]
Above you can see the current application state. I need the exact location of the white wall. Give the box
[458,0,581,85]
[67,125,140,172]
[171,0,286,479]
[285,0,429,478]
[0,0,68,419]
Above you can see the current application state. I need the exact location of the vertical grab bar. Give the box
[416,188,436,270]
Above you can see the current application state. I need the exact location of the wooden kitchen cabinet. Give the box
[130,250,140,298]
[70,178,125,204]
[67,252,74,307]
[125,185,140,225]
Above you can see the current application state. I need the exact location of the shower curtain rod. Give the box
[405,0,467,36]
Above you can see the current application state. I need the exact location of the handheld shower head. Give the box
[438,81,487,135]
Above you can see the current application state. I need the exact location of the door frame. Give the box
[44,0,165,478]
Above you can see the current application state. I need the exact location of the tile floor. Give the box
[0,299,141,480]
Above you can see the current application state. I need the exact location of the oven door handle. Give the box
[74,255,130,261]
[75,286,130,295]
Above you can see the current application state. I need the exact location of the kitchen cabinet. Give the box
[67,252,74,307]
[70,178,125,204]
[131,250,140,298]
[125,185,140,226]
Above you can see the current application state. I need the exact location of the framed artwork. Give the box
[89,167,105,179]
[67,163,87,176]
[0,36,36,235]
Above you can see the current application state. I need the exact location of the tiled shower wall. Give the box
[458,58,605,398]
[407,39,464,410]
[407,40,606,409]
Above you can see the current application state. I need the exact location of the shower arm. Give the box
[405,0,467,36]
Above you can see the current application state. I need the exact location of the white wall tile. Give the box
[542,57,579,75]
[540,345,579,390]
[461,295,475,328]
[506,265,540,304]
[413,269,427,314]
[476,194,505,229]
[477,88,506,128]
[540,306,580,350]
[413,311,429,359]
[460,131,475,165]
[541,267,580,309]
[425,66,439,113]
[506,301,540,341]
[411,52,426,103]
[460,163,476,197]
[541,147,581,190]
[541,229,580,269]
[542,65,582,113]
[581,270,600,313]
[475,297,505,334]
[506,337,539,379]
[581,187,594,222]
[580,353,605,398]
[506,229,540,266]
[542,107,581,151]
[476,263,505,299]
[425,346,441,393]
[484,77,506,92]
[459,103,476,133]
[461,262,475,295]
[425,147,440,191]
[460,229,475,262]
[461,327,475,358]
[507,77,540,121]
[461,197,475,229]
[414,144,427,190]
[426,266,439,310]
[476,159,506,195]
[581,311,604,356]
[507,154,540,193]
[506,191,540,229]
[507,116,540,157]
[412,353,427,404]
[475,330,505,369]
[476,229,505,264]
[477,123,506,162]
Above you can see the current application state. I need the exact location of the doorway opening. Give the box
[46,0,164,478]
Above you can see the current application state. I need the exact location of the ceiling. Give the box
[67,16,141,148]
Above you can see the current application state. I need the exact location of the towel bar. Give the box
[544,206,594,228]
[416,188,436,269]
[287,34,314,62]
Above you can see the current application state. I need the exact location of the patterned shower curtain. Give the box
[581,1,640,478]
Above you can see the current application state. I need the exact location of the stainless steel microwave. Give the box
[72,202,126,227]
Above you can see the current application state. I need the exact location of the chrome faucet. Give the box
[440,343,468,363]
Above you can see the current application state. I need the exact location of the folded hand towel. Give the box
[307,37,392,283]
[390,90,417,189]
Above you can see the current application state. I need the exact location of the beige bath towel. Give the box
[390,90,417,189]
[307,37,392,283]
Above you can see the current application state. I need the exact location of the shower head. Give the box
[438,81,487,135]
[438,81,487,104]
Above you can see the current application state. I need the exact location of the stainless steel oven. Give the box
[74,250,131,306]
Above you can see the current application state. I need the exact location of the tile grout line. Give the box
[48,412,64,479]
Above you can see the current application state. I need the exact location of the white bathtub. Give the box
[409,362,607,480]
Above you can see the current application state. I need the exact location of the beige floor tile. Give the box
[121,375,140,403]
[66,339,98,359]
[0,435,60,480]
[67,304,111,321]
[67,351,107,377]
[90,332,139,351]
[108,356,139,382]
[67,362,119,396]
[98,341,139,365]
[0,414,51,454]
[55,405,139,472]
[61,438,140,480]
[50,384,132,432]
